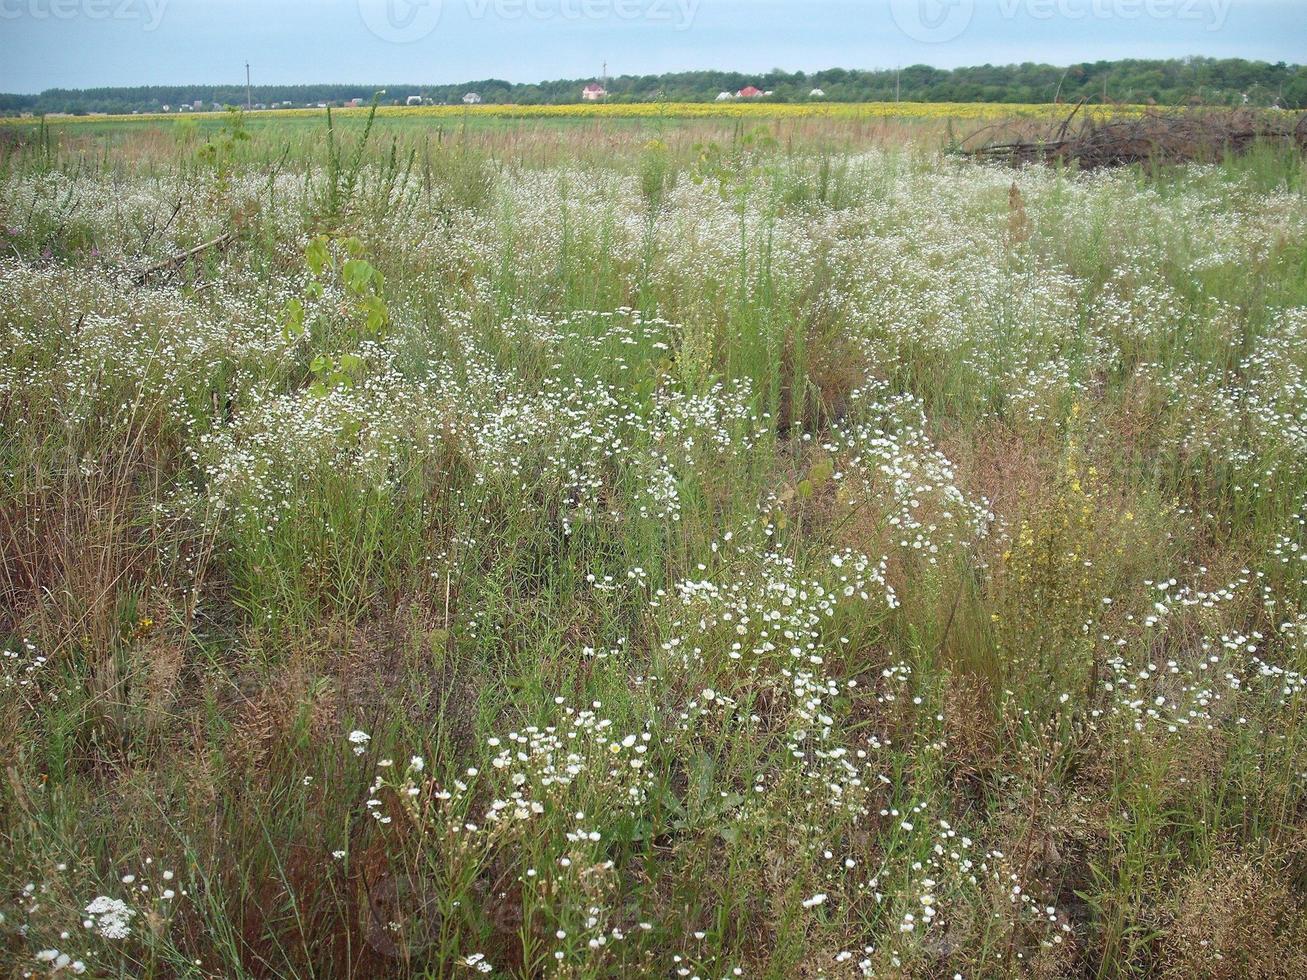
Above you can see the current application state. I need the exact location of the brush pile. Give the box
[963,105,1307,169]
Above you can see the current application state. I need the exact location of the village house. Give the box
[737,85,765,99]
[582,83,607,101]
[463,92,483,104]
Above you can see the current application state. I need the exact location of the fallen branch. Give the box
[132,231,236,286]
[960,107,1307,171]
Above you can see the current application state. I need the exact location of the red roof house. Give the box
[737,86,765,99]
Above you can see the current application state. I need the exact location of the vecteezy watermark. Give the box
[0,0,169,30]
[358,0,444,43]
[358,0,699,44]
[891,0,1232,45]
[889,0,975,44]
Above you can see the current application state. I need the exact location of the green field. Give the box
[1,112,1305,978]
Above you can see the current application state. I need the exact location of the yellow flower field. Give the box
[5,100,1146,126]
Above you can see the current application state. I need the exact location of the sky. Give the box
[0,0,1303,93]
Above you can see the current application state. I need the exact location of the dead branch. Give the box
[960,107,1307,171]
[132,231,236,286]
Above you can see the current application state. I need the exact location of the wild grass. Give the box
[0,114,1305,978]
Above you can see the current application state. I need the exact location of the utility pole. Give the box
[245,62,252,110]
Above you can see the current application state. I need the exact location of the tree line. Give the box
[3,58,1304,115]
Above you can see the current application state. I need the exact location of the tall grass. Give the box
[1,114,1305,978]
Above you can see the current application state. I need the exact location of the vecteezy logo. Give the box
[0,0,170,30]
[889,0,974,44]
[358,0,443,43]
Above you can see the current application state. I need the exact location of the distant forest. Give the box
[3,58,1305,115]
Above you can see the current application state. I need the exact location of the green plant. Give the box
[196,106,250,189]
[283,233,390,394]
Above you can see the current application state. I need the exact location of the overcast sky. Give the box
[1,0,1303,92]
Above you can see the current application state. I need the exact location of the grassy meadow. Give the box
[1,110,1306,978]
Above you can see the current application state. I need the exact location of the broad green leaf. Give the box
[807,458,834,487]
[343,258,375,294]
[305,237,330,276]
